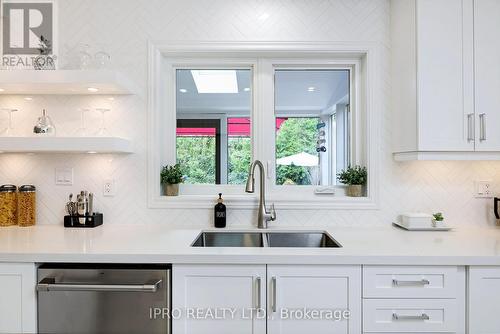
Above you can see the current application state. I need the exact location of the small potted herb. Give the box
[337,165,367,197]
[160,164,184,196]
[432,212,444,227]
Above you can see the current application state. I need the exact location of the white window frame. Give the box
[267,62,355,202]
[147,42,381,209]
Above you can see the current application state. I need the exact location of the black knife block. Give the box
[64,213,103,228]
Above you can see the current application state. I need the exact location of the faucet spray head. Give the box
[245,174,255,193]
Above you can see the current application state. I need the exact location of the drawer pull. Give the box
[392,313,430,321]
[392,279,430,286]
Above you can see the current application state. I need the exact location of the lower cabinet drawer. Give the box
[363,299,460,333]
[363,266,464,299]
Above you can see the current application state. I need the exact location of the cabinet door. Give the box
[267,265,361,334]
[172,264,266,334]
[0,263,37,334]
[474,0,500,151]
[469,266,500,333]
[417,0,474,151]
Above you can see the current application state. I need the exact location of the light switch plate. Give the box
[475,180,493,198]
[55,167,73,186]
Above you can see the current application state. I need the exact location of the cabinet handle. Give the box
[392,279,430,286]
[255,277,261,311]
[271,276,277,313]
[392,313,430,321]
[479,113,486,141]
[467,113,474,142]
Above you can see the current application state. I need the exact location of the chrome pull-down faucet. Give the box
[245,160,276,229]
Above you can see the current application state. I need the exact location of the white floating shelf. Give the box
[0,70,137,95]
[0,137,133,154]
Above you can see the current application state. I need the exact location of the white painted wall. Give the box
[0,0,499,228]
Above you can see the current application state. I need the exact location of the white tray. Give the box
[392,221,452,231]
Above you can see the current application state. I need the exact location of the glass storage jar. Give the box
[0,185,17,226]
[17,185,36,227]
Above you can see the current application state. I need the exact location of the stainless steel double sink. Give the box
[191,231,341,248]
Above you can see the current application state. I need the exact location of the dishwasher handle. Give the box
[37,277,162,293]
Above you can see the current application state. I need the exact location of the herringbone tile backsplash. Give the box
[1,0,499,228]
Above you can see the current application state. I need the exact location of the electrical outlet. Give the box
[475,180,493,198]
[103,179,116,197]
[55,167,73,186]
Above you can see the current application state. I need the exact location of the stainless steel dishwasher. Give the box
[37,264,170,334]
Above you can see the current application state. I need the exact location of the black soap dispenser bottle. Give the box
[214,193,226,228]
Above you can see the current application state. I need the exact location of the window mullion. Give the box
[253,60,276,192]
[220,116,228,184]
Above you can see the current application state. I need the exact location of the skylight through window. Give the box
[191,70,239,94]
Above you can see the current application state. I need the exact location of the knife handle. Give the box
[495,197,500,220]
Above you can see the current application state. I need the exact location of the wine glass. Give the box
[78,44,92,70]
[94,51,111,69]
[0,108,18,137]
[76,108,90,136]
[95,108,111,136]
[94,43,111,69]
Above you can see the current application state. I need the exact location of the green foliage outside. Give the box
[176,136,251,185]
[176,137,216,184]
[176,117,320,185]
[228,137,251,184]
[275,118,319,185]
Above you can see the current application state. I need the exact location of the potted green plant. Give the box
[337,165,367,197]
[160,164,184,196]
[432,212,444,227]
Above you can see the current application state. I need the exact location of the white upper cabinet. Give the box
[474,0,500,151]
[392,0,500,160]
[392,0,474,156]
[416,0,474,152]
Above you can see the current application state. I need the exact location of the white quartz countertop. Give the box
[1,224,500,265]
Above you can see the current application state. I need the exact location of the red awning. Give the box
[176,128,216,136]
[176,118,287,137]
[227,118,250,136]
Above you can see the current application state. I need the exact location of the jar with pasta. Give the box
[0,185,17,226]
[17,185,36,227]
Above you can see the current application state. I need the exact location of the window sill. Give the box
[148,193,378,210]
[148,194,258,209]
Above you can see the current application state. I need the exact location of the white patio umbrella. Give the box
[276,152,319,167]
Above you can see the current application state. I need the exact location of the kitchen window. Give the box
[148,43,378,209]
